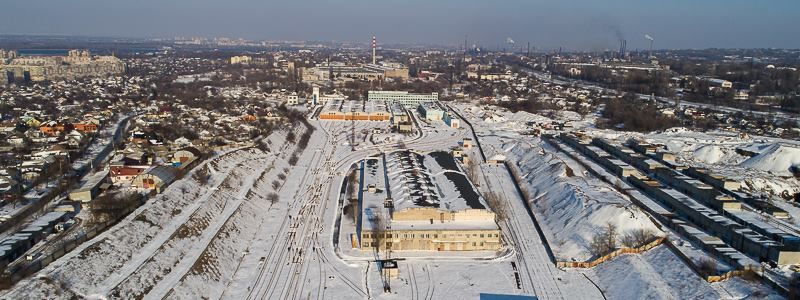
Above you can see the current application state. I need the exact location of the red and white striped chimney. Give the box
[372,35,377,65]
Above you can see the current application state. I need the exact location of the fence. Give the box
[707,268,760,283]
[556,237,667,269]
[557,236,763,285]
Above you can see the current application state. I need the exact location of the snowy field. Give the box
[454,102,789,299]
[1,101,793,299]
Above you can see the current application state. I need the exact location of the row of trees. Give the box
[589,223,658,257]
[552,65,674,98]
[597,94,680,132]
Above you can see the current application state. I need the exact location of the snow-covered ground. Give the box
[0,127,303,298]
[506,139,661,261]
[585,245,719,299]
[454,102,787,299]
[2,101,791,299]
[587,128,800,201]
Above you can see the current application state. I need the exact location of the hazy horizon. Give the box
[2,0,799,50]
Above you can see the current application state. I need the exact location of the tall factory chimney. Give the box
[372,35,377,65]
[622,40,628,59]
[527,42,531,58]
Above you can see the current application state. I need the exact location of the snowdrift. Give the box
[741,144,800,176]
[587,245,719,299]
[691,144,746,165]
[506,140,660,261]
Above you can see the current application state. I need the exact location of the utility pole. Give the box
[327,56,333,89]
[351,107,356,151]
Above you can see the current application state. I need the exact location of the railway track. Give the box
[108,157,271,297]
[244,121,371,300]
[241,119,467,300]
[94,151,267,295]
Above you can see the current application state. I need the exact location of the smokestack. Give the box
[527,42,530,57]
[622,40,628,59]
[372,35,376,65]
[644,34,655,58]
[464,34,468,64]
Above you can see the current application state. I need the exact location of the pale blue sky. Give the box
[1,0,798,49]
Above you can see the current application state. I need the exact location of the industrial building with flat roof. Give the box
[367,91,438,106]
[302,63,409,82]
[68,170,110,203]
[558,133,800,265]
[388,103,413,133]
[418,102,446,121]
[356,150,501,251]
[319,99,391,121]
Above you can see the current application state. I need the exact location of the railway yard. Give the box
[0,100,794,299]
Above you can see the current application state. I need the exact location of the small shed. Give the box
[68,170,109,202]
[462,138,475,148]
[488,154,507,165]
[379,260,400,279]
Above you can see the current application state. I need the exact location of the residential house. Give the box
[109,163,150,184]
[132,166,177,192]
[73,123,99,133]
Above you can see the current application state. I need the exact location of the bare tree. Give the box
[88,192,144,226]
[621,228,658,248]
[695,257,718,277]
[589,222,618,257]
[267,192,279,205]
[484,192,508,223]
[192,165,210,185]
[464,156,481,187]
[347,170,359,198]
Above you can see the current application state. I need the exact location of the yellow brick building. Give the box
[360,207,502,251]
